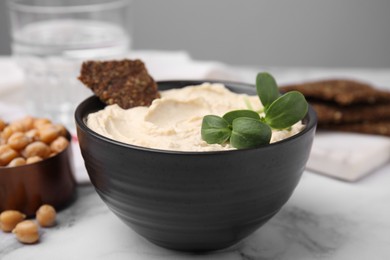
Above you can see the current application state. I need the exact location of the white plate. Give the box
[307,131,390,181]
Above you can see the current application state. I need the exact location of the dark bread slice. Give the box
[280,79,390,106]
[79,59,160,109]
[311,102,390,124]
[320,121,390,136]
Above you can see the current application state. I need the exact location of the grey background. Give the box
[1,0,390,68]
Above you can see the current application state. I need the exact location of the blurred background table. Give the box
[1,51,390,260]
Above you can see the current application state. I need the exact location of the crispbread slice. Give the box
[78,59,160,109]
[311,102,390,124]
[280,79,390,106]
[320,121,390,136]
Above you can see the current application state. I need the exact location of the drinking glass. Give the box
[7,0,131,131]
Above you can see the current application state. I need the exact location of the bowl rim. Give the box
[75,80,317,155]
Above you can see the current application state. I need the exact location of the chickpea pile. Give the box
[0,116,69,167]
[0,204,57,244]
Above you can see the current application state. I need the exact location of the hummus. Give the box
[87,83,305,151]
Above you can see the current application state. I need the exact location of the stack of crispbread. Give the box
[280,79,390,136]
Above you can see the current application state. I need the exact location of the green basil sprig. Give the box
[201,72,308,149]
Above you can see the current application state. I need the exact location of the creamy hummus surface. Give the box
[87,83,305,151]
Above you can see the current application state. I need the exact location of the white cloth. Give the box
[0,58,24,95]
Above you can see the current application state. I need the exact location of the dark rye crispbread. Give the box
[310,102,390,124]
[280,79,390,106]
[320,121,390,137]
[280,79,390,137]
[78,59,160,109]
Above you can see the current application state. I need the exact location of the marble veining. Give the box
[2,165,390,260]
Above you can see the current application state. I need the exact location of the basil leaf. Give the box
[230,118,272,149]
[265,91,308,129]
[201,115,231,144]
[256,72,280,111]
[222,110,260,125]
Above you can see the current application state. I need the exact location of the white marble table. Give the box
[1,53,390,259]
[1,166,390,260]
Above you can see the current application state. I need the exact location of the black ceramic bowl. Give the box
[75,80,317,252]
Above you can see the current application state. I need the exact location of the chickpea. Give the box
[0,210,26,232]
[18,116,34,131]
[12,220,39,244]
[38,125,60,144]
[36,204,56,227]
[8,122,25,133]
[25,129,39,141]
[50,136,69,154]
[7,157,26,167]
[33,118,51,130]
[7,132,32,150]
[0,119,6,131]
[9,116,34,132]
[23,141,51,159]
[54,124,67,137]
[0,144,19,166]
[1,126,13,141]
[26,156,43,164]
[1,117,69,166]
